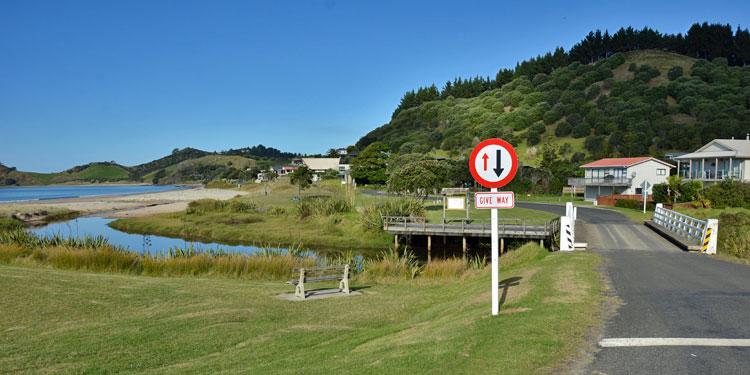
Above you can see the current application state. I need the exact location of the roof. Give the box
[675,139,750,160]
[581,157,674,168]
[301,158,340,171]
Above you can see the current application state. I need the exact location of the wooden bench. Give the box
[286,265,350,300]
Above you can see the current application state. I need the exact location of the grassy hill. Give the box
[1,162,131,185]
[144,155,257,184]
[357,50,750,167]
[2,148,262,186]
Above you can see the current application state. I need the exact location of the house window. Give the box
[636,188,643,194]
[657,168,666,176]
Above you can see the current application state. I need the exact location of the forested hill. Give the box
[357,31,750,166]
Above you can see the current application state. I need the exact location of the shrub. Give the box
[717,212,750,260]
[554,120,572,136]
[186,199,227,214]
[704,180,750,208]
[652,183,669,203]
[678,180,703,203]
[667,66,683,81]
[295,197,353,219]
[228,200,257,213]
[615,198,654,210]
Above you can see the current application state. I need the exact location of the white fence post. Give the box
[701,219,719,254]
[559,216,574,251]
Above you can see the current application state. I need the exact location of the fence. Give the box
[651,203,718,254]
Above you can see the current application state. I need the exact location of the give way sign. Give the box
[469,138,519,188]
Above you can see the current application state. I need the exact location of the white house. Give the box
[568,157,675,201]
[300,157,352,183]
[674,136,750,182]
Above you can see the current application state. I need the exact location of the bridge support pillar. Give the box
[427,235,432,263]
[462,236,467,259]
[500,238,504,254]
[540,239,544,249]
[394,235,398,250]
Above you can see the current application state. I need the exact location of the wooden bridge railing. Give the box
[382,216,555,238]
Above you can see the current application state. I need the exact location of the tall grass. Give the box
[295,196,353,219]
[360,198,425,231]
[360,248,421,280]
[186,199,258,215]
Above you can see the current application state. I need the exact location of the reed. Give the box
[360,248,421,280]
[421,258,469,279]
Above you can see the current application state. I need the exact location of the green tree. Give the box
[289,166,313,196]
[351,142,389,184]
[387,160,446,196]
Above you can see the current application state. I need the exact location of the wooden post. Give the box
[427,235,432,263]
[462,236,467,259]
[394,235,399,250]
[500,238,505,254]
[539,239,544,249]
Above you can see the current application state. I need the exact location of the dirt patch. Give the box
[471,267,539,306]
[554,254,623,374]
[171,307,254,320]
[499,307,530,315]
[543,266,589,304]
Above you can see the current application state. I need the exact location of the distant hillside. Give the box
[1,144,281,186]
[145,155,257,184]
[357,50,750,166]
[1,162,130,186]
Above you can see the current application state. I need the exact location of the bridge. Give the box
[383,216,560,261]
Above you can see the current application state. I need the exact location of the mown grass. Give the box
[0,243,601,374]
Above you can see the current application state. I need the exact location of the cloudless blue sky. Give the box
[2,0,749,171]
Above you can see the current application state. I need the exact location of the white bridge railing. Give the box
[652,203,718,254]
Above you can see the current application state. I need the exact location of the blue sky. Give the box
[1,0,749,172]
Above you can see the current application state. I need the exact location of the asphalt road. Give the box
[519,202,750,374]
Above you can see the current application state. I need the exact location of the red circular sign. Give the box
[469,138,519,188]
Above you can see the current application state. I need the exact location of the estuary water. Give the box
[0,184,185,202]
[31,216,275,255]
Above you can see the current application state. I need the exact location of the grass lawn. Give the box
[0,246,601,374]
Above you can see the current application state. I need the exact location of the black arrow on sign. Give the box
[493,149,504,177]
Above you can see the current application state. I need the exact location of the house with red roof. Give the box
[568,157,675,201]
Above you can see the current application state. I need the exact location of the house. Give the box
[674,135,750,182]
[300,157,353,183]
[568,157,675,201]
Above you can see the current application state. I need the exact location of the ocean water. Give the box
[0,185,184,202]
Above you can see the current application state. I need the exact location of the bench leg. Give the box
[339,278,350,294]
[295,282,305,299]
[340,264,350,294]
[294,268,306,299]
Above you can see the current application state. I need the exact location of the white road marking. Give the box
[600,338,750,348]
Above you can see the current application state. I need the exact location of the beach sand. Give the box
[0,187,247,219]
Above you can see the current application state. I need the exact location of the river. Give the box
[31,216,280,255]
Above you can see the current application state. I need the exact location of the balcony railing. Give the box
[567,177,633,187]
[679,170,742,181]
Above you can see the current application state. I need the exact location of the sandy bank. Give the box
[0,187,247,219]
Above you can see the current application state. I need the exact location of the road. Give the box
[519,203,750,374]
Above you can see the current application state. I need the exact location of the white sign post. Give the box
[641,180,651,213]
[469,138,518,316]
